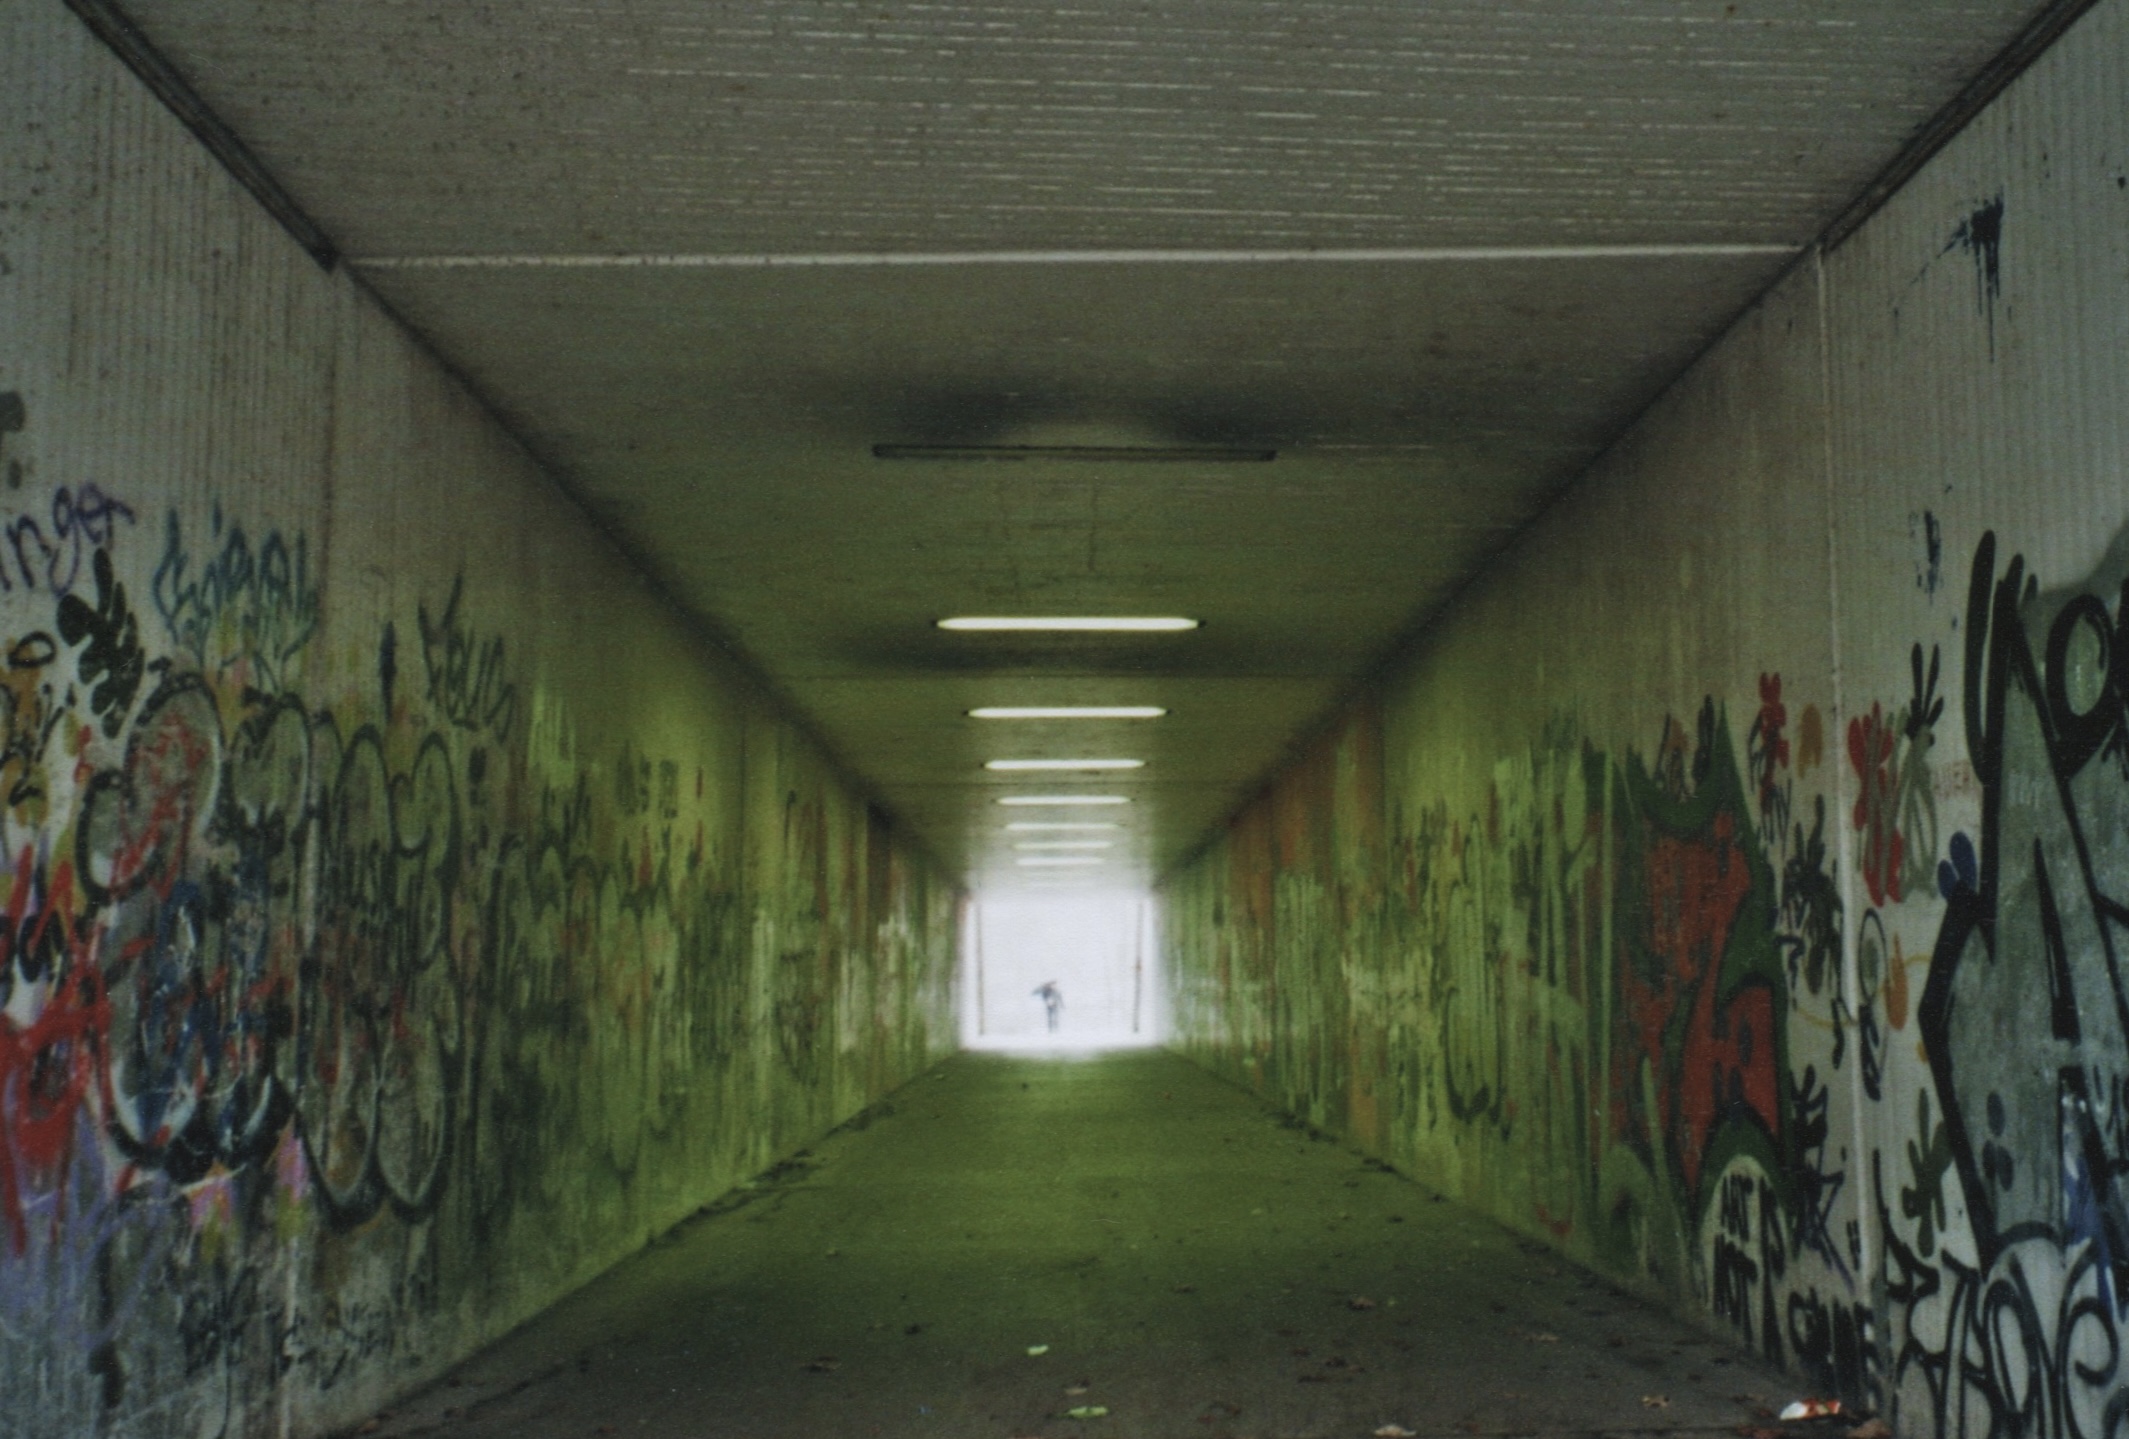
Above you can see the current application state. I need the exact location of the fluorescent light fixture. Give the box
[1016,856,1106,867]
[985,758,1143,772]
[997,795,1131,807]
[970,706,1167,720]
[876,444,1275,463]
[937,617,1198,633]
[1005,822,1119,832]
[1015,841,1114,851]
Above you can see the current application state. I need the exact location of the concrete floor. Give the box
[363,1051,1796,1439]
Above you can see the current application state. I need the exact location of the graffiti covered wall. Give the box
[0,8,957,1437]
[1165,5,2129,1436]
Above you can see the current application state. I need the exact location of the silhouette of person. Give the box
[1032,981,1063,1034]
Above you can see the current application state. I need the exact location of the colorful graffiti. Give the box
[1166,521,2129,1438]
[0,477,957,1436]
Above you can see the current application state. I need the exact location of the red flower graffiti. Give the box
[1749,673,1789,813]
[1847,702,1904,907]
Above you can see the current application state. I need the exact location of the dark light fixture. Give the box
[873,443,1275,462]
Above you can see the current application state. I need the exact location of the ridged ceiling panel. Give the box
[120,1,2047,257]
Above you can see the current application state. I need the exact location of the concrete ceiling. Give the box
[108,0,2062,893]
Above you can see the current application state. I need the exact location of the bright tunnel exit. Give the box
[962,891,1162,1050]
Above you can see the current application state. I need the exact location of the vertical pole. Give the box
[973,899,988,1037]
[1131,898,1145,1034]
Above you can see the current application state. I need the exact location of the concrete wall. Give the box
[0,7,959,1436]
[1166,4,2129,1434]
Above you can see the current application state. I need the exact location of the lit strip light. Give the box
[971,706,1167,720]
[875,444,1274,463]
[1005,822,1118,832]
[1016,841,1113,851]
[997,795,1130,807]
[985,758,1143,772]
[1017,856,1105,867]
[939,616,1198,632]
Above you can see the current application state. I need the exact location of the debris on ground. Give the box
[1529,1331,1560,1343]
[1642,1395,1672,1408]
[1348,1296,1377,1310]
[1780,1399,1843,1421]
[1027,1344,1051,1356]
[1373,1426,1418,1437]
[1065,1383,1090,1396]
[1065,1405,1109,1419]
[802,1356,839,1373]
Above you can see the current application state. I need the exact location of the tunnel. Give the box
[3,0,2127,1435]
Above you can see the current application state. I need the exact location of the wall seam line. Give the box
[1814,244,1878,1323]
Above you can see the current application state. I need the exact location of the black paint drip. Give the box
[1947,195,2006,355]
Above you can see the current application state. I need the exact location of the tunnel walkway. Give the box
[366,1052,1791,1439]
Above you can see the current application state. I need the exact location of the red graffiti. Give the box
[1847,702,1904,907]
[0,850,110,1255]
[1751,673,1789,811]
[1615,810,1781,1198]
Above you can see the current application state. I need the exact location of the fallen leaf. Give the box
[1065,1405,1109,1420]
[1530,1332,1560,1344]
[1643,1395,1672,1409]
[1065,1384,1090,1396]
[1027,1344,1051,1356]
[1375,1428,1418,1438]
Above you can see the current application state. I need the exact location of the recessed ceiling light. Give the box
[1004,822,1119,832]
[996,795,1131,807]
[1015,841,1114,851]
[937,617,1198,632]
[970,706,1167,719]
[1016,856,1106,867]
[985,758,1143,771]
